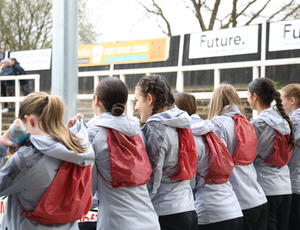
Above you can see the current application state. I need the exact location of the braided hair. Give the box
[248,78,294,147]
[137,74,174,115]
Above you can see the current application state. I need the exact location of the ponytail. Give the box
[273,90,294,147]
[208,83,242,119]
[248,78,294,147]
[19,92,85,153]
[111,103,125,116]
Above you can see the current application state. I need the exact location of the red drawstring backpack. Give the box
[19,162,92,225]
[170,128,197,181]
[232,114,258,165]
[263,130,292,167]
[98,128,152,188]
[200,132,234,184]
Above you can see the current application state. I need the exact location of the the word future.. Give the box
[199,34,245,48]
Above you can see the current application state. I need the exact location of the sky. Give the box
[86,0,299,43]
[86,0,198,42]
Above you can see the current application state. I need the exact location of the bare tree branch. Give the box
[139,0,172,36]
[281,4,300,20]
[268,0,294,21]
[222,0,257,28]
[190,0,207,31]
[231,0,238,27]
[245,0,272,25]
[137,0,300,34]
[208,0,221,30]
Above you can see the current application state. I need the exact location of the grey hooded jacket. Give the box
[0,119,95,230]
[191,114,243,224]
[251,107,292,196]
[289,108,300,194]
[211,105,267,210]
[142,106,195,216]
[87,113,160,230]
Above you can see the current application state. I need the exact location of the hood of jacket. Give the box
[146,106,191,129]
[29,119,94,166]
[291,108,300,125]
[221,105,241,117]
[257,107,291,135]
[87,112,141,137]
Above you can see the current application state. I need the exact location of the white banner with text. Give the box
[269,19,300,52]
[189,25,259,59]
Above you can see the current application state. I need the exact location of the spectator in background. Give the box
[10,58,30,96]
[0,58,15,112]
[0,58,14,112]
[0,58,14,75]
[0,58,29,112]
[0,61,6,96]
[0,61,5,72]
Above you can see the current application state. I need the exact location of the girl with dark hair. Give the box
[174,92,243,230]
[281,83,300,230]
[135,75,198,230]
[87,77,160,230]
[207,84,267,230]
[248,78,293,230]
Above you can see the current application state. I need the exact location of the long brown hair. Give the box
[174,92,197,116]
[208,83,242,119]
[19,92,85,153]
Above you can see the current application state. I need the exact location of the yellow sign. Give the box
[78,38,169,67]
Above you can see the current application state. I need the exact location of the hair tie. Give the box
[38,96,49,109]
[44,96,49,105]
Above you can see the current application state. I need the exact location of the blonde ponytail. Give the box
[208,83,242,119]
[19,92,85,153]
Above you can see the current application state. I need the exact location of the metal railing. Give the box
[77,57,300,116]
[0,74,40,132]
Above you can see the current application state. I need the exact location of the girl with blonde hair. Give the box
[175,92,243,230]
[208,83,268,230]
[0,92,94,230]
[281,83,300,230]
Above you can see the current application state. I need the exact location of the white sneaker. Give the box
[2,108,8,113]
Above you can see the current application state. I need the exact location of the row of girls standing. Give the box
[173,78,300,230]
[0,74,198,230]
[0,74,298,230]
[88,75,197,230]
[85,72,266,230]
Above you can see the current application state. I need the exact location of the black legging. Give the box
[266,194,292,230]
[159,210,198,230]
[289,194,300,230]
[198,217,243,230]
[242,203,268,230]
